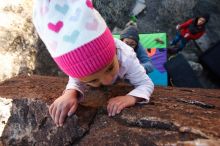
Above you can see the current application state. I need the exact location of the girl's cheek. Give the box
[113,62,120,75]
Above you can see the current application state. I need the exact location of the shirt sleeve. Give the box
[124,50,154,103]
[180,19,193,29]
[189,31,205,40]
[66,76,85,102]
[136,43,151,63]
[136,43,154,73]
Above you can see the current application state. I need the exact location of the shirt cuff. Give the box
[64,87,84,102]
[127,91,150,104]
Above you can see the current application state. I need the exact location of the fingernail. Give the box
[68,112,73,117]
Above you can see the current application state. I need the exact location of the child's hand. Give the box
[49,89,78,127]
[176,24,180,30]
[184,33,190,38]
[107,95,141,117]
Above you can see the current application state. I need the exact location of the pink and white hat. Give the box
[33,0,116,78]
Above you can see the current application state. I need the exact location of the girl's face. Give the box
[79,55,120,87]
[122,38,137,49]
[197,17,206,26]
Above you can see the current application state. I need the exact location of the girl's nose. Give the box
[101,75,113,85]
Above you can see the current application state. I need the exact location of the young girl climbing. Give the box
[33,0,154,127]
[170,14,210,53]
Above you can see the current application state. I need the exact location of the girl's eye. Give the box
[106,65,114,73]
[90,79,99,83]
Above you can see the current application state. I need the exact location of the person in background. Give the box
[170,14,210,53]
[120,25,154,74]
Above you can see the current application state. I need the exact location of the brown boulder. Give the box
[0,75,219,145]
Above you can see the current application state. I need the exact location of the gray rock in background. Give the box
[34,39,63,77]
[138,0,197,33]
[188,60,203,76]
[93,0,134,30]
[193,0,220,51]
[134,0,220,88]
[94,0,220,90]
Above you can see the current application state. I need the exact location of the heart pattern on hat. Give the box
[48,41,58,52]
[70,0,79,3]
[48,21,63,33]
[85,18,98,30]
[63,30,80,44]
[34,0,114,78]
[86,0,94,9]
[55,4,69,14]
[40,6,48,16]
[69,8,81,21]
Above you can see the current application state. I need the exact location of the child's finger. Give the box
[109,104,114,116]
[116,104,124,114]
[51,106,57,122]
[49,104,54,116]
[68,103,77,117]
[55,109,61,126]
[107,102,113,116]
[59,109,68,126]
[111,104,118,116]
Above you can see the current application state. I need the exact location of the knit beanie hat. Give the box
[120,26,139,44]
[33,0,116,78]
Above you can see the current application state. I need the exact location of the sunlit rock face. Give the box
[0,0,61,82]
[0,0,36,81]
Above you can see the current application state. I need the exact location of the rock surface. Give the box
[0,0,220,88]
[0,0,62,82]
[0,75,220,145]
[93,0,134,30]
[0,0,36,81]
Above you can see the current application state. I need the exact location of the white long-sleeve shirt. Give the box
[66,38,154,102]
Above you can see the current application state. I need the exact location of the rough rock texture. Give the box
[0,75,220,145]
[93,0,134,30]
[0,0,36,81]
[0,76,97,146]
[0,0,220,88]
[0,0,62,82]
